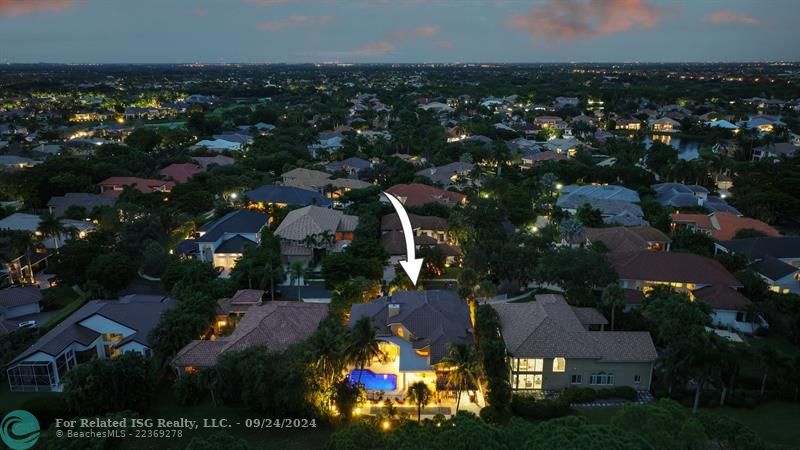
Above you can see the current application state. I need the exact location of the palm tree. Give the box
[9,231,37,284]
[601,283,625,331]
[288,261,305,301]
[344,316,385,385]
[317,230,336,249]
[301,234,319,263]
[406,381,432,422]
[440,342,481,412]
[37,213,67,251]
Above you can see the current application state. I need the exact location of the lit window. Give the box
[518,358,543,372]
[571,374,582,384]
[396,327,404,338]
[552,357,566,373]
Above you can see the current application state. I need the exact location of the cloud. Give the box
[256,15,334,31]
[0,0,75,17]
[245,0,304,6]
[435,40,454,49]
[506,0,670,41]
[704,10,761,26]
[386,24,440,41]
[351,41,396,56]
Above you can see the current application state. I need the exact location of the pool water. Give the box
[349,369,397,391]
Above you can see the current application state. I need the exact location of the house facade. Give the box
[274,205,358,264]
[493,295,657,392]
[716,237,800,294]
[176,209,269,271]
[6,294,175,392]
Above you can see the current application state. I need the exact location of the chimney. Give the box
[388,303,400,318]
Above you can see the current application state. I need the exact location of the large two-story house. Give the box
[176,209,269,271]
[6,294,175,392]
[609,251,766,334]
[348,290,474,399]
[274,205,358,264]
[716,237,800,294]
[493,294,657,392]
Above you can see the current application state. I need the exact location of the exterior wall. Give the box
[711,309,765,335]
[213,253,242,270]
[4,302,40,320]
[509,357,653,391]
[116,341,150,355]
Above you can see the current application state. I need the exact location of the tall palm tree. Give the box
[317,230,335,248]
[440,342,481,412]
[344,316,385,385]
[601,283,625,331]
[406,381,432,422]
[288,261,305,301]
[37,213,67,251]
[9,231,37,284]
[301,234,319,263]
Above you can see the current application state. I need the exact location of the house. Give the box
[244,185,332,209]
[173,296,327,373]
[0,155,39,171]
[274,206,358,264]
[380,213,460,273]
[0,287,42,334]
[554,97,579,109]
[670,211,780,241]
[98,177,174,198]
[384,184,466,208]
[307,131,344,157]
[649,117,680,132]
[415,162,474,188]
[347,290,474,398]
[615,118,641,131]
[610,251,765,334]
[159,163,204,184]
[706,120,739,132]
[557,185,646,226]
[191,155,236,170]
[192,139,242,152]
[46,193,115,218]
[584,226,671,253]
[716,237,800,294]
[534,116,566,129]
[176,209,269,270]
[280,168,371,198]
[712,139,742,158]
[652,183,740,214]
[493,294,657,392]
[542,138,580,157]
[0,213,96,248]
[6,294,176,392]
[740,115,784,133]
[751,142,797,161]
[520,151,567,169]
[325,157,372,176]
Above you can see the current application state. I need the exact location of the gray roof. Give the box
[197,210,268,243]
[215,235,256,254]
[244,185,331,207]
[750,256,798,281]
[560,184,640,203]
[10,294,176,364]
[559,194,644,218]
[349,290,473,365]
[0,287,42,314]
[493,295,657,362]
[718,237,800,260]
[325,157,372,172]
[47,193,115,218]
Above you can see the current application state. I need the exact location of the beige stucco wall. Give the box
[510,357,653,391]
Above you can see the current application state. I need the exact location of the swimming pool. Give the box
[349,369,397,391]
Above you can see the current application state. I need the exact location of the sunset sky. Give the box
[0,0,797,63]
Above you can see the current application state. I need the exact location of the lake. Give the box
[643,135,701,161]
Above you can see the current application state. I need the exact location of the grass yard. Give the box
[0,383,57,416]
[701,402,800,449]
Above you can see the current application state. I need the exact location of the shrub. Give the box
[174,373,206,406]
[185,431,249,450]
[17,396,70,427]
[479,405,507,425]
[510,395,572,420]
[561,387,597,404]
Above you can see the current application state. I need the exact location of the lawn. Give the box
[701,402,800,449]
[0,383,56,416]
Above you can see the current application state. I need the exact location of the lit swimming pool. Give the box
[349,369,397,391]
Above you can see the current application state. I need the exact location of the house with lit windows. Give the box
[175,209,269,271]
[6,294,175,392]
[347,290,474,401]
[493,294,657,392]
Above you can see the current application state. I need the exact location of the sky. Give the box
[0,0,797,63]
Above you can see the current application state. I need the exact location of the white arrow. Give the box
[383,191,424,286]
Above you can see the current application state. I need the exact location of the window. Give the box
[571,374,582,384]
[514,373,543,390]
[634,374,641,384]
[590,372,615,386]
[736,311,745,322]
[517,358,543,372]
[552,357,566,373]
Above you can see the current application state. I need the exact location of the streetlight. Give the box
[555,183,563,190]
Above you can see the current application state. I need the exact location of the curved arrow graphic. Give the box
[383,191,424,286]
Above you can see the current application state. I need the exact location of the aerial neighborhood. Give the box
[0,61,798,449]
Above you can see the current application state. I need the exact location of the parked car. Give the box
[17,320,37,329]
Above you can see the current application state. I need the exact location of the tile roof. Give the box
[381,213,447,232]
[691,285,751,311]
[245,184,332,207]
[560,184,641,203]
[174,301,328,368]
[717,237,800,260]
[415,162,474,185]
[750,256,798,281]
[191,155,235,169]
[274,205,358,241]
[98,177,174,197]
[46,193,115,217]
[196,209,268,243]
[493,295,656,362]
[610,251,741,286]
[671,212,780,241]
[380,231,437,255]
[0,287,42,313]
[215,235,256,254]
[349,290,473,365]
[385,183,466,208]
[159,163,204,184]
[585,226,670,254]
[10,295,176,364]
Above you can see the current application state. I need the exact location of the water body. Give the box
[643,135,701,161]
